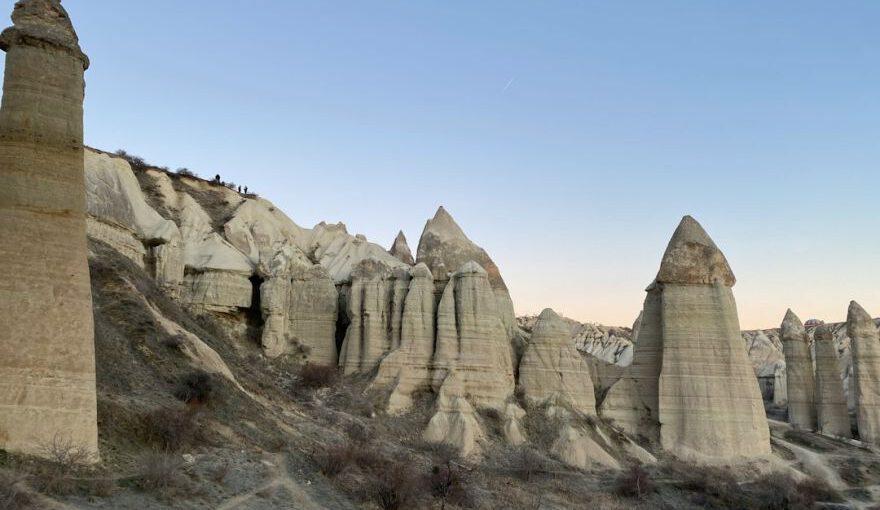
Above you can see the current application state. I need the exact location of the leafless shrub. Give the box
[33,435,94,495]
[345,421,372,444]
[137,452,184,492]
[0,470,33,510]
[615,465,654,499]
[176,168,197,177]
[299,364,338,389]
[142,406,198,452]
[370,460,418,510]
[161,335,184,350]
[315,444,354,477]
[209,460,231,485]
[426,450,473,509]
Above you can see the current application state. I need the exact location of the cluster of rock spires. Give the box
[1,0,801,469]
[778,302,880,443]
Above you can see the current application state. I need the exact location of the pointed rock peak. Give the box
[538,308,561,322]
[848,301,873,324]
[847,301,876,338]
[656,215,735,286]
[533,308,570,339]
[781,309,806,336]
[389,230,415,265]
[456,260,487,277]
[423,206,468,241]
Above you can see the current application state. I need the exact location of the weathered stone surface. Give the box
[372,263,435,413]
[84,149,184,295]
[308,222,408,283]
[599,287,662,443]
[0,0,98,460]
[773,366,787,406]
[423,371,485,457]
[656,217,769,458]
[655,215,735,287]
[518,308,596,415]
[417,206,516,335]
[814,324,852,438]
[848,301,880,443]
[431,261,515,410]
[338,258,410,374]
[389,230,414,265]
[780,309,816,430]
[550,423,620,471]
[287,264,338,365]
[223,198,311,270]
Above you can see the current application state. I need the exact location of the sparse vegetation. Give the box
[137,452,184,492]
[32,435,94,495]
[615,465,653,499]
[0,469,32,510]
[142,406,199,452]
[299,363,338,389]
[173,370,214,405]
[370,459,418,510]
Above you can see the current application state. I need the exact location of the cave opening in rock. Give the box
[247,274,265,331]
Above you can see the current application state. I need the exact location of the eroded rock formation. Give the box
[518,308,596,415]
[0,0,98,459]
[848,301,880,443]
[814,324,852,438]
[780,309,816,430]
[417,206,516,336]
[389,231,414,265]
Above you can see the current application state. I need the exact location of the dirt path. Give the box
[216,452,322,510]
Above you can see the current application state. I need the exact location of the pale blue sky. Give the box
[19,1,880,328]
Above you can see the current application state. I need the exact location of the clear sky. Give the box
[15,1,880,329]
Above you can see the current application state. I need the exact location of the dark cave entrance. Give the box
[247,274,265,331]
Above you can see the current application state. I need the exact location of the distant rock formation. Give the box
[518,309,596,415]
[773,366,787,406]
[417,206,516,335]
[0,0,98,459]
[600,216,769,458]
[780,309,816,430]
[389,231,414,265]
[814,324,852,438]
[848,301,880,443]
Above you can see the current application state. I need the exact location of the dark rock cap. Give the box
[656,215,735,286]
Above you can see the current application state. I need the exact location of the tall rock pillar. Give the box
[814,325,852,438]
[0,0,98,458]
[847,301,880,443]
[780,309,817,430]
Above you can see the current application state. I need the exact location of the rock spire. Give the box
[848,301,880,443]
[814,325,852,438]
[780,309,817,430]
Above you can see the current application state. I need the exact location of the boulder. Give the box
[848,301,880,443]
[780,309,816,429]
[814,325,852,438]
[518,308,596,415]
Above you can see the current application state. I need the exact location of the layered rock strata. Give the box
[0,0,98,459]
[417,206,516,336]
[848,301,880,443]
[518,308,596,415]
[814,324,852,438]
[780,309,816,429]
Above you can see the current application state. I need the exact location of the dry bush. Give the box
[427,451,474,509]
[142,406,199,452]
[315,443,355,477]
[509,446,548,482]
[370,460,419,510]
[0,469,33,510]
[299,364,338,389]
[615,465,654,499]
[344,421,372,444]
[32,435,94,495]
[137,452,184,492]
[173,370,214,405]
